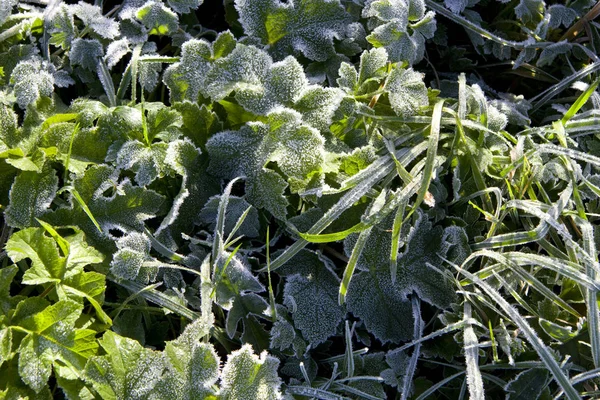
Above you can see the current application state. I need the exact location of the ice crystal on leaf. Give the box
[235,0,351,62]
[337,48,389,95]
[386,67,429,117]
[10,58,55,109]
[72,2,120,39]
[206,44,343,130]
[105,39,131,70]
[136,1,179,36]
[167,0,204,14]
[219,344,283,400]
[207,109,326,219]
[547,5,577,29]
[5,168,58,229]
[70,39,104,72]
[84,331,164,399]
[151,319,219,399]
[111,232,166,282]
[0,0,17,26]
[47,4,76,50]
[346,214,461,343]
[278,250,344,346]
[363,0,435,64]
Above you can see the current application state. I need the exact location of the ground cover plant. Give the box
[1,0,600,398]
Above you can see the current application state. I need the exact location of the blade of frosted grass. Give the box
[213,177,240,263]
[580,219,600,368]
[464,302,484,400]
[116,63,132,101]
[390,196,408,284]
[454,266,582,400]
[339,227,371,306]
[130,44,143,104]
[344,321,355,377]
[263,155,396,272]
[562,78,600,124]
[397,320,478,352]
[531,62,600,111]
[224,205,252,246]
[266,226,277,322]
[200,254,214,339]
[63,123,80,183]
[405,100,444,222]
[287,386,349,400]
[108,277,200,320]
[97,59,116,107]
[61,186,102,233]
[536,144,600,168]
[401,295,424,400]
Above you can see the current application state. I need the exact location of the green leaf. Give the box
[337,48,389,95]
[111,232,165,282]
[219,344,283,399]
[235,0,351,61]
[5,167,58,229]
[83,330,165,400]
[0,104,18,148]
[47,4,76,50]
[225,292,269,338]
[0,265,24,319]
[0,0,18,26]
[12,298,98,393]
[150,319,218,399]
[514,0,545,24]
[385,66,429,116]
[172,101,223,149]
[136,1,179,36]
[505,368,550,400]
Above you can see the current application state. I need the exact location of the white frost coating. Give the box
[167,0,204,14]
[0,0,17,26]
[219,344,283,400]
[73,1,120,39]
[70,38,104,71]
[385,67,428,117]
[235,0,351,62]
[6,169,59,229]
[105,39,131,70]
[11,57,55,109]
[163,39,212,102]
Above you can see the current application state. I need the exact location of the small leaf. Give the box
[73,2,120,39]
[5,167,58,229]
[10,58,55,109]
[386,67,428,116]
[136,1,179,36]
[219,344,283,399]
[70,39,104,72]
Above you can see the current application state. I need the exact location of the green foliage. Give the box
[1,0,600,397]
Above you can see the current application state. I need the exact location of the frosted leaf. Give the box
[45,165,165,250]
[444,0,469,13]
[0,104,19,148]
[548,5,577,29]
[270,318,296,351]
[119,0,147,19]
[119,18,149,44]
[536,41,572,67]
[72,1,120,39]
[116,140,169,186]
[337,48,388,95]
[363,0,408,27]
[505,368,550,400]
[162,39,212,102]
[136,1,179,36]
[70,39,104,71]
[381,348,409,387]
[105,39,131,70]
[52,70,75,88]
[47,4,76,50]
[5,168,58,229]
[167,0,204,14]
[386,67,428,116]
[139,61,162,92]
[205,45,342,129]
[198,195,260,239]
[277,249,344,345]
[0,0,17,26]
[490,94,531,126]
[235,0,351,62]
[346,214,458,343]
[151,319,218,399]
[219,344,282,400]
[204,44,272,103]
[226,292,269,338]
[207,109,325,219]
[515,0,545,24]
[155,139,219,246]
[10,58,55,109]
[213,250,265,309]
[111,232,164,282]
[84,331,164,399]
